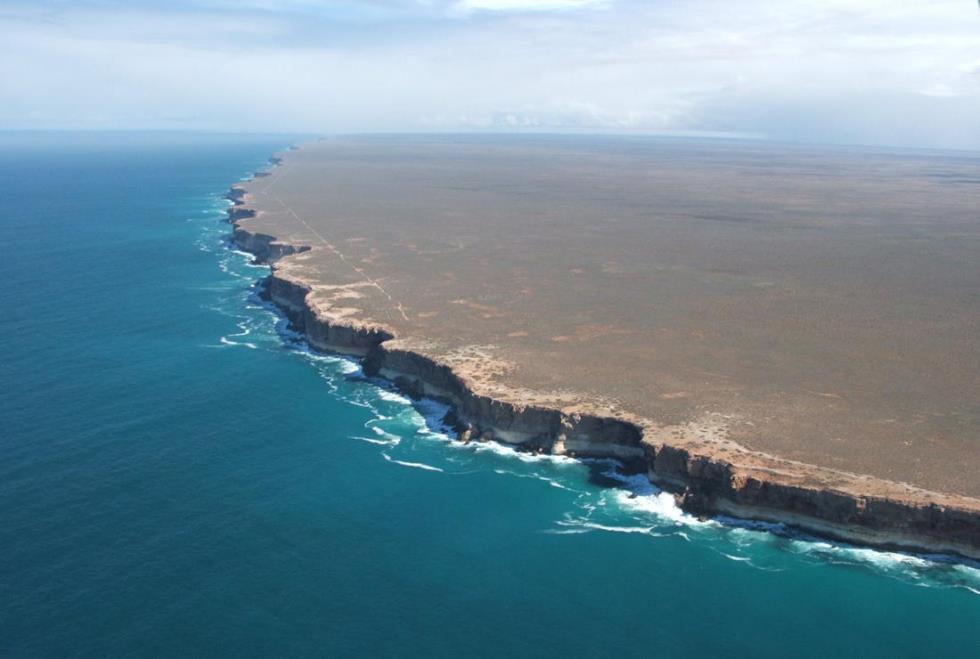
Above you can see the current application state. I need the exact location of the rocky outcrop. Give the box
[224,154,980,563]
[232,228,309,264]
[225,185,247,206]
[227,206,256,221]
[226,179,307,263]
[263,273,393,355]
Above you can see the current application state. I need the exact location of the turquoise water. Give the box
[1,132,978,657]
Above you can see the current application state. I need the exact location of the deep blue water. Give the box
[1,132,978,657]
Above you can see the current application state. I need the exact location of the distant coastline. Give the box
[226,144,980,563]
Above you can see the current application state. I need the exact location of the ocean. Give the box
[1,132,978,657]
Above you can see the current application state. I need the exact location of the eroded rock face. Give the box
[225,185,247,205]
[263,273,392,354]
[373,343,646,463]
[232,229,308,264]
[648,443,980,557]
[227,206,256,221]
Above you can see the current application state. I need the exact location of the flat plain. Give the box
[240,135,980,498]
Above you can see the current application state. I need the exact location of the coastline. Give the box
[226,150,980,563]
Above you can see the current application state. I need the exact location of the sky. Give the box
[1,0,979,149]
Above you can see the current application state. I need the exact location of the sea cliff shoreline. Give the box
[225,153,980,563]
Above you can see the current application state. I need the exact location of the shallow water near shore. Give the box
[1,132,978,657]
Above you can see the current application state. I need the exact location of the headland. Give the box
[229,135,980,559]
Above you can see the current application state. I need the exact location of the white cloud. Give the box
[0,0,978,149]
[455,0,608,12]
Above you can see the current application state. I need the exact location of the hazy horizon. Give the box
[6,129,980,158]
[2,1,979,150]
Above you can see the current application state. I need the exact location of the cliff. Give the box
[225,157,980,562]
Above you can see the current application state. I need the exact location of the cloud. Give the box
[454,0,608,12]
[0,0,978,149]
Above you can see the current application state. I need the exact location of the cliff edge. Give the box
[225,143,980,561]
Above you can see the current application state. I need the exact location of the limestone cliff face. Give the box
[647,444,980,557]
[225,170,980,562]
[225,185,247,206]
[226,184,308,264]
[369,344,645,463]
[227,206,256,221]
[232,228,308,264]
[264,273,392,355]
